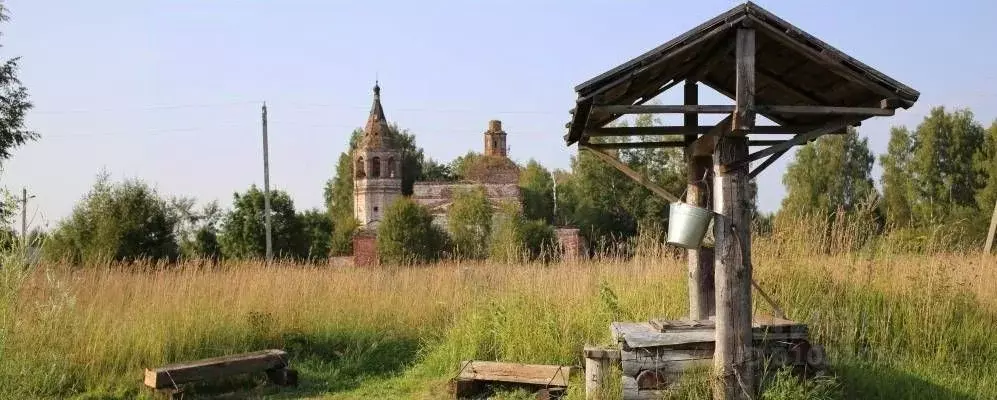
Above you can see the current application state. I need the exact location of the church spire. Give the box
[361,81,392,149]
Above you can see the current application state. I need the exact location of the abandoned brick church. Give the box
[350,83,584,265]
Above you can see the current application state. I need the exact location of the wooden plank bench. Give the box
[450,360,575,399]
[143,349,297,397]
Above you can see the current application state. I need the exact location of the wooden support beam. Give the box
[685,80,714,321]
[586,124,844,137]
[713,27,755,400]
[754,105,894,116]
[593,104,735,115]
[733,28,755,133]
[586,141,685,149]
[581,145,681,203]
[748,148,790,179]
[742,118,859,164]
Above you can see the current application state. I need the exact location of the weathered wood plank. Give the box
[581,146,682,203]
[622,349,713,376]
[143,349,289,389]
[593,104,736,115]
[754,105,894,116]
[457,360,573,387]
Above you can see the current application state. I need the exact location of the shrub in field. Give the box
[447,187,492,260]
[218,185,306,260]
[489,202,555,263]
[44,174,179,264]
[377,197,447,264]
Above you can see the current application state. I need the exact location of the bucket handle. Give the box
[678,169,712,203]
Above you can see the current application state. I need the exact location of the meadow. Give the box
[1,218,996,399]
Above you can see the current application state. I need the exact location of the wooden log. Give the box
[143,349,289,390]
[457,360,573,387]
[754,105,894,116]
[712,26,756,400]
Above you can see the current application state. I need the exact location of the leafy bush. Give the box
[489,202,555,263]
[447,187,492,260]
[218,185,306,260]
[377,197,447,264]
[44,174,179,264]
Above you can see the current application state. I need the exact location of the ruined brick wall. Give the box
[411,182,522,226]
[555,228,587,261]
[352,232,378,266]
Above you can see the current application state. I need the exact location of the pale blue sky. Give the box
[3,0,997,231]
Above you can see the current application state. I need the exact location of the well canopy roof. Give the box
[565,1,920,145]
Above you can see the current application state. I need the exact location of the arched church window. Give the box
[355,157,365,178]
[386,157,396,178]
[371,157,381,178]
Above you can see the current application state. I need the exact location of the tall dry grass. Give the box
[0,217,995,399]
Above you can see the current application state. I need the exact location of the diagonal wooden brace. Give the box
[580,145,682,203]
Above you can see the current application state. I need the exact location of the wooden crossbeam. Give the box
[580,145,681,202]
[754,105,894,116]
[593,104,893,117]
[585,125,844,137]
[593,104,735,115]
[583,140,794,150]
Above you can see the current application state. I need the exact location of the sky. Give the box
[3,0,997,232]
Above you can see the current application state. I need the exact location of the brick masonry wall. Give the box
[555,228,587,261]
[352,233,378,266]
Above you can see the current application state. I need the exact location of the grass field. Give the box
[1,225,996,399]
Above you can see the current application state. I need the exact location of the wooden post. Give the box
[583,347,619,400]
[986,197,997,253]
[712,27,755,400]
[685,80,715,320]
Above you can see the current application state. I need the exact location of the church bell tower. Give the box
[353,82,402,228]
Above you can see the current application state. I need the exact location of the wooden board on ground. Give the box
[144,349,292,390]
[456,360,573,387]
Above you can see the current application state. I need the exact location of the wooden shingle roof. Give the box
[565,2,919,145]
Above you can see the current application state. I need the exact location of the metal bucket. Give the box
[666,202,714,249]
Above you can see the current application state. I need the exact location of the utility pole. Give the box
[20,188,34,247]
[262,102,273,263]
